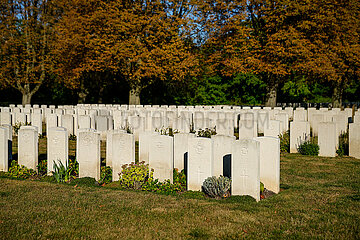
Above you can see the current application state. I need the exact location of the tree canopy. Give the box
[0,0,359,106]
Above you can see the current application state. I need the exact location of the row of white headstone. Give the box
[0,125,280,201]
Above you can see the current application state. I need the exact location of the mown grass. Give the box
[1,139,360,239]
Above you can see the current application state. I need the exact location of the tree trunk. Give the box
[129,87,141,105]
[265,84,277,107]
[22,92,32,105]
[332,85,343,108]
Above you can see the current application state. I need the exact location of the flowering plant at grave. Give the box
[196,128,216,138]
[118,161,153,190]
[155,127,179,136]
[118,162,187,194]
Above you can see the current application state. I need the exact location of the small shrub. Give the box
[155,127,179,136]
[118,161,151,190]
[13,121,31,135]
[336,132,349,157]
[260,182,265,193]
[52,161,71,183]
[68,158,79,178]
[121,124,133,134]
[37,160,47,176]
[70,177,98,187]
[298,141,319,156]
[173,168,186,191]
[7,160,36,179]
[202,176,231,199]
[279,131,290,153]
[118,162,187,194]
[196,128,216,138]
[99,166,112,185]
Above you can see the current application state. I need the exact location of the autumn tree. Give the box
[0,0,58,105]
[54,0,197,104]
[246,0,360,107]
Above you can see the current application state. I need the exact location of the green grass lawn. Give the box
[1,139,360,239]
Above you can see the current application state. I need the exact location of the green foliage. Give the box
[260,182,265,193]
[118,162,187,194]
[155,127,179,136]
[69,134,77,141]
[298,141,319,156]
[188,76,230,105]
[52,161,71,183]
[7,160,36,179]
[70,177,98,187]
[52,159,79,183]
[121,124,133,134]
[279,131,290,153]
[99,166,112,185]
[118,161,151,190]
[13,122,31,135]
[67,158,79,178]
[196,128,216,138]
[229,73,266,105]
[202,176,231,199]
[336,132,349,157]
[37,160,47,176]
[281,75,311,102]
[173,168,186,191]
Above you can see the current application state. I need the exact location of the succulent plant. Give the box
[202,176,231,199]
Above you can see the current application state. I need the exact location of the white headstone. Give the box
[264,120,281,138]
[256,136,280,193]
[216,119,234,136]
[211,135,235,177]
[139,131,160,164]
[112,132,135,181]
[239,120,257,139]
[47,127,68,174]
[188,137,212,191]
[46,114,58,135]
[18,126,38,170]
[77,130,101,180]
[318,122,337,157]
[31,113,42,135]
[232,139,260,201]
[0,127,9,172]
[290,121,310,153]
[173,133,195,171]
[349,123,360,159]
[149,135,174,182]
[61,114,74,136]
[105,129,126,167]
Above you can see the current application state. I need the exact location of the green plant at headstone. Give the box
[68,158,79,178]
[69,134,77,141]
[297,140,319,156]
[336,132,349,157]
[173,168,186,191]
[260,182,265,193]
[7,160,36,179]
[52,160,71,183]
[13,121,31,135]
[196,128,216,138]
[279,130,290,153]
[118,161,152,190]
[99,166,112,185]
[202,176,231,199]
[118,162,187,194]
[155,127,179,136]
[121,124,133,134]
[37,160,47,176]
